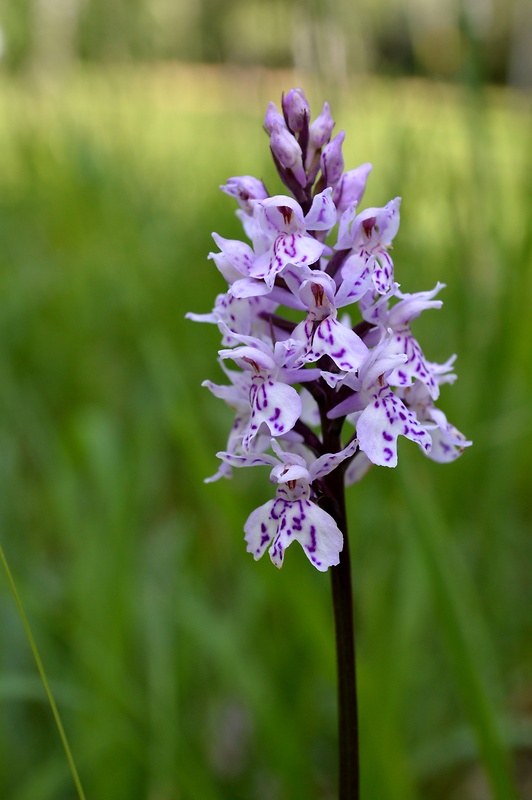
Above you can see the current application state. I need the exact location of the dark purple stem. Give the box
[293,419,323,457]
[320,427,359,800]
[325,248,351,279]
[269,148,312,211]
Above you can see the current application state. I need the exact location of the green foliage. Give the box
[0,69,531,799]
[0,0,526,85]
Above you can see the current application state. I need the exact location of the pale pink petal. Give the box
[296,501,343,571]
[244,379,302,449]
[244,500,278,560]
[212,233,255,276]
[356,388,432,467]
[304,188,337,231]
[310,439,359,480]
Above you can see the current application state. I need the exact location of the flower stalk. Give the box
[323,455,359,799]
[330,523,359,800]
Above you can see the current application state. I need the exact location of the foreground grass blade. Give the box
[0,544,87,800]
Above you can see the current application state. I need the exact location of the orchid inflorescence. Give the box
[188,88,470,573]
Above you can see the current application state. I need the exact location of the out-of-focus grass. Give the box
[0,66,530,800]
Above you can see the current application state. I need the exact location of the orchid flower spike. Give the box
[187,89,470,571]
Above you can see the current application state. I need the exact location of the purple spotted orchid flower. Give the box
[187,88,470,573]
[218,439,358,571]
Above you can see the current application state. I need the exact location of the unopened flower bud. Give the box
[309,102,335,149]
[264,102,287,135]
[282,88,310,133]
[270,123,307,187]
[320,130,345,188]
[333,163,373,215]
[221,176,269,213]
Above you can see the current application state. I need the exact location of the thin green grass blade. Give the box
[0,544,87,800]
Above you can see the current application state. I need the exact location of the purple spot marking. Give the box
[279,206,293,225]
[282,234,298,259]
[259,523,270,547]
[362,216,376,236]
[306,525,317,553]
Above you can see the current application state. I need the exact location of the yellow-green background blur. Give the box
[0,2,531,799]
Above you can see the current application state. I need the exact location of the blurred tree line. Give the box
[0,0,530,86]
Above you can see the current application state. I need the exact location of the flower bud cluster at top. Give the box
[187,88,471,572]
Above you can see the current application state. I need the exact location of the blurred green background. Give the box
[0,2,531,799]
